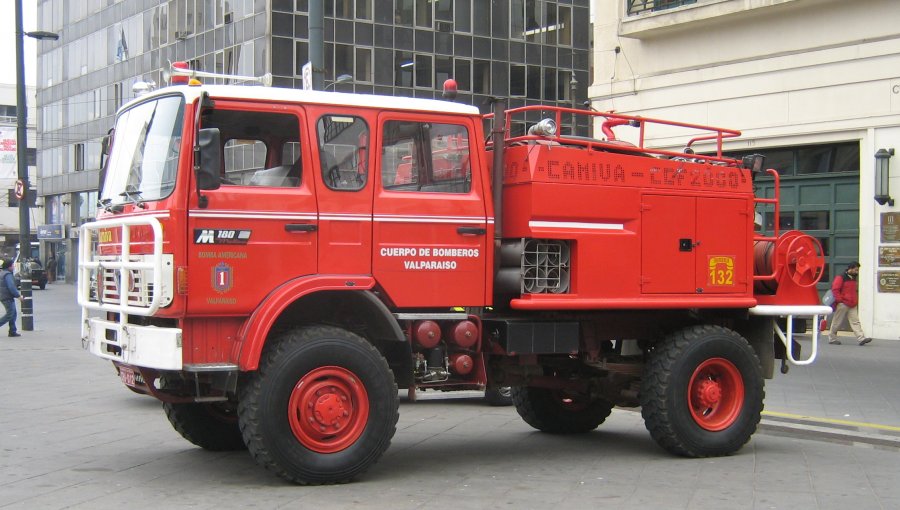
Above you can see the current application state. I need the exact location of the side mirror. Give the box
[195,128,221,191]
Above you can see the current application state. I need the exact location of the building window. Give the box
[435,56,453,89]
[415,0,433,28]
[454,58,471,92]
[628,0,699,16]
[510,64,526,96]
[725,142,860,176]
[335,44,354,81]
[558,5,572,47]
[356,0,372,20]
[454,0,470,33]
[473,60,490,94]
[395,51,414,87]
[398,0,413,26]
[356,47,373,83]
[415,54,433,88]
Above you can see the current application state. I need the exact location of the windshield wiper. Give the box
[98,197,124,213]
[119,188,147,209]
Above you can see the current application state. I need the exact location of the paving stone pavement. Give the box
[1,284,898,509]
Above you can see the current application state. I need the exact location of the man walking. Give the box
[828,261,871,346]
[0,259,22,337]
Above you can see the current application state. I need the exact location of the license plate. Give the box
[119,366,136,386]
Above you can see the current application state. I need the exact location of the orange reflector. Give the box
[177,267,189,295]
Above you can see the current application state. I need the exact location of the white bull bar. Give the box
[748,304,834,366]
[78,216,182,370]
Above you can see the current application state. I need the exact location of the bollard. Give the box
[20,272,33,331]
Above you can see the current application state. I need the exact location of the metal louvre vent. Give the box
[97,256,155,308]
[522,239,571,294]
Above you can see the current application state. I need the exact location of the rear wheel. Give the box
[238,326,399,485]
[512,385,614,434]
[163,401,246,451]
[640,325,764,457]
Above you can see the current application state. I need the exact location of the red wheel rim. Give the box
[687,358,744,431]
[288,366,369,453]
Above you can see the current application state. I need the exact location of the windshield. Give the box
[102,95,185,204]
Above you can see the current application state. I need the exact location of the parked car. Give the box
[13,242,48,290]
[14,259,48,290]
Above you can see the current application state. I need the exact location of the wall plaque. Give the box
[882,212,900,243]
[880,246,900,267]
[877,271,900,293]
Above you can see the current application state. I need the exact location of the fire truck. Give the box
[78,65,831,485]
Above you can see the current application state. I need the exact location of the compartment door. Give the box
[641,194,696,294]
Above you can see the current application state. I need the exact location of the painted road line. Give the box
[763,410,900,433]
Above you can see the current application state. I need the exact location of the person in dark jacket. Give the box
[828,261,871,346]
[0,259,22,337]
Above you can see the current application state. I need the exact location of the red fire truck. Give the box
[78,66,831,485]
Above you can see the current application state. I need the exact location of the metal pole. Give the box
[14,0,33,331]
[309,0,324,90]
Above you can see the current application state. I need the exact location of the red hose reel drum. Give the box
[754,230,825,292]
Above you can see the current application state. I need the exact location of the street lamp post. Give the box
[15,0,58,331]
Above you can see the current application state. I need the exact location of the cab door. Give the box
[373,114,489,307]
[308,109,375,274]
[187,102,317,314]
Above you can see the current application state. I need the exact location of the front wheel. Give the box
[238,326,399,485]
[640,325,764,457]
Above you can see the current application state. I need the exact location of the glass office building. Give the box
[34,0,590,282]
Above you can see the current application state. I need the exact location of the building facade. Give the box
[590,0,900,339]
[0,83,40,265]
[34,0,592,283]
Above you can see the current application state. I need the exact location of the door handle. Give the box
[285,223,317,233]
[457,226,486,235]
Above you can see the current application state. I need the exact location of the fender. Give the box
[235,275,405,370]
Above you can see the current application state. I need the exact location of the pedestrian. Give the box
[828,261,871,346]
[0,259,23,337]
[46,253,57,283]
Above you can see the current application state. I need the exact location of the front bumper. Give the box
[83,316,183,370]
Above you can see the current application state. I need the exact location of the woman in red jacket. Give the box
[828,261,872,346]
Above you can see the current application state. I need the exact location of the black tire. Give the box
[238,326,399,485]
[485,386,513,406]
[163,401,246,451]
[511,385,614,434]
[640,324,764,458]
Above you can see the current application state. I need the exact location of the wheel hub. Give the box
[687,357,744,432]
[288,366,369,453]
[312,390,351,430]
[694,379,722,408]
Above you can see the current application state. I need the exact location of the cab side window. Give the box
[317,115,369,191]
[381,120,471,193]
[201,109,302,187]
